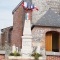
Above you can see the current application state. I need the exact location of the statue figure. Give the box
[25,13,29,20]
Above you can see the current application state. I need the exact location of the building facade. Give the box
[1,0,60,60]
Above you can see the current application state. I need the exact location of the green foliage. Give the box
[9,53,14,56]
[9,51,21,56]
[31,46,42,60]
[31,52,42,60]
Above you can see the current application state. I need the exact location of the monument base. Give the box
[21,36,33,57]
[8,56,46,60]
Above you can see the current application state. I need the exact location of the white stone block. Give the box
[23,20,31,36]
[21,19,32,56]
[12,45,16,53]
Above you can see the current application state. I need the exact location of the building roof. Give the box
[35,9,60,28]
[1,26,13,32]
[12,1,23,14]
[12,0,32,14]
[23,0,32,3]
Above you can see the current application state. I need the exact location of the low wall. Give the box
[9,59,31,60]
[0,55,60,60]
[0,54,5,60]
[46,56,60,60]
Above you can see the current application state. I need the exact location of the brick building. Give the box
[1,0,60,60]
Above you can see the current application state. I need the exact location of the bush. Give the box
[9,51,21,56]
[9,53,14,56]
[31,52,42,60]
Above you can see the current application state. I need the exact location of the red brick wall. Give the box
[11,5,25,48]
[1,27,12,46]
[1,32,6,46]
[0,55,5,60]
[46,56,60,60]
[8,59,33,60]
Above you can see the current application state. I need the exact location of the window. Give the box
[45,31,60,52]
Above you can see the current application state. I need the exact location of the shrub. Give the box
[31,52,42,60]
[9,51,21,56]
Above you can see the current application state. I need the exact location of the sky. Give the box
[0,0,21,33]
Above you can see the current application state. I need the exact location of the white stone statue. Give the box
[21,12,32,57]
[12,44,18,53]
[36,45,40,53]
[16,47,18,53]
[12,44,16,53]
[27,13,29,20]
[25,13,29,20]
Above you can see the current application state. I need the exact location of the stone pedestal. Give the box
[21,20,32,57]
[21,36,32,56]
